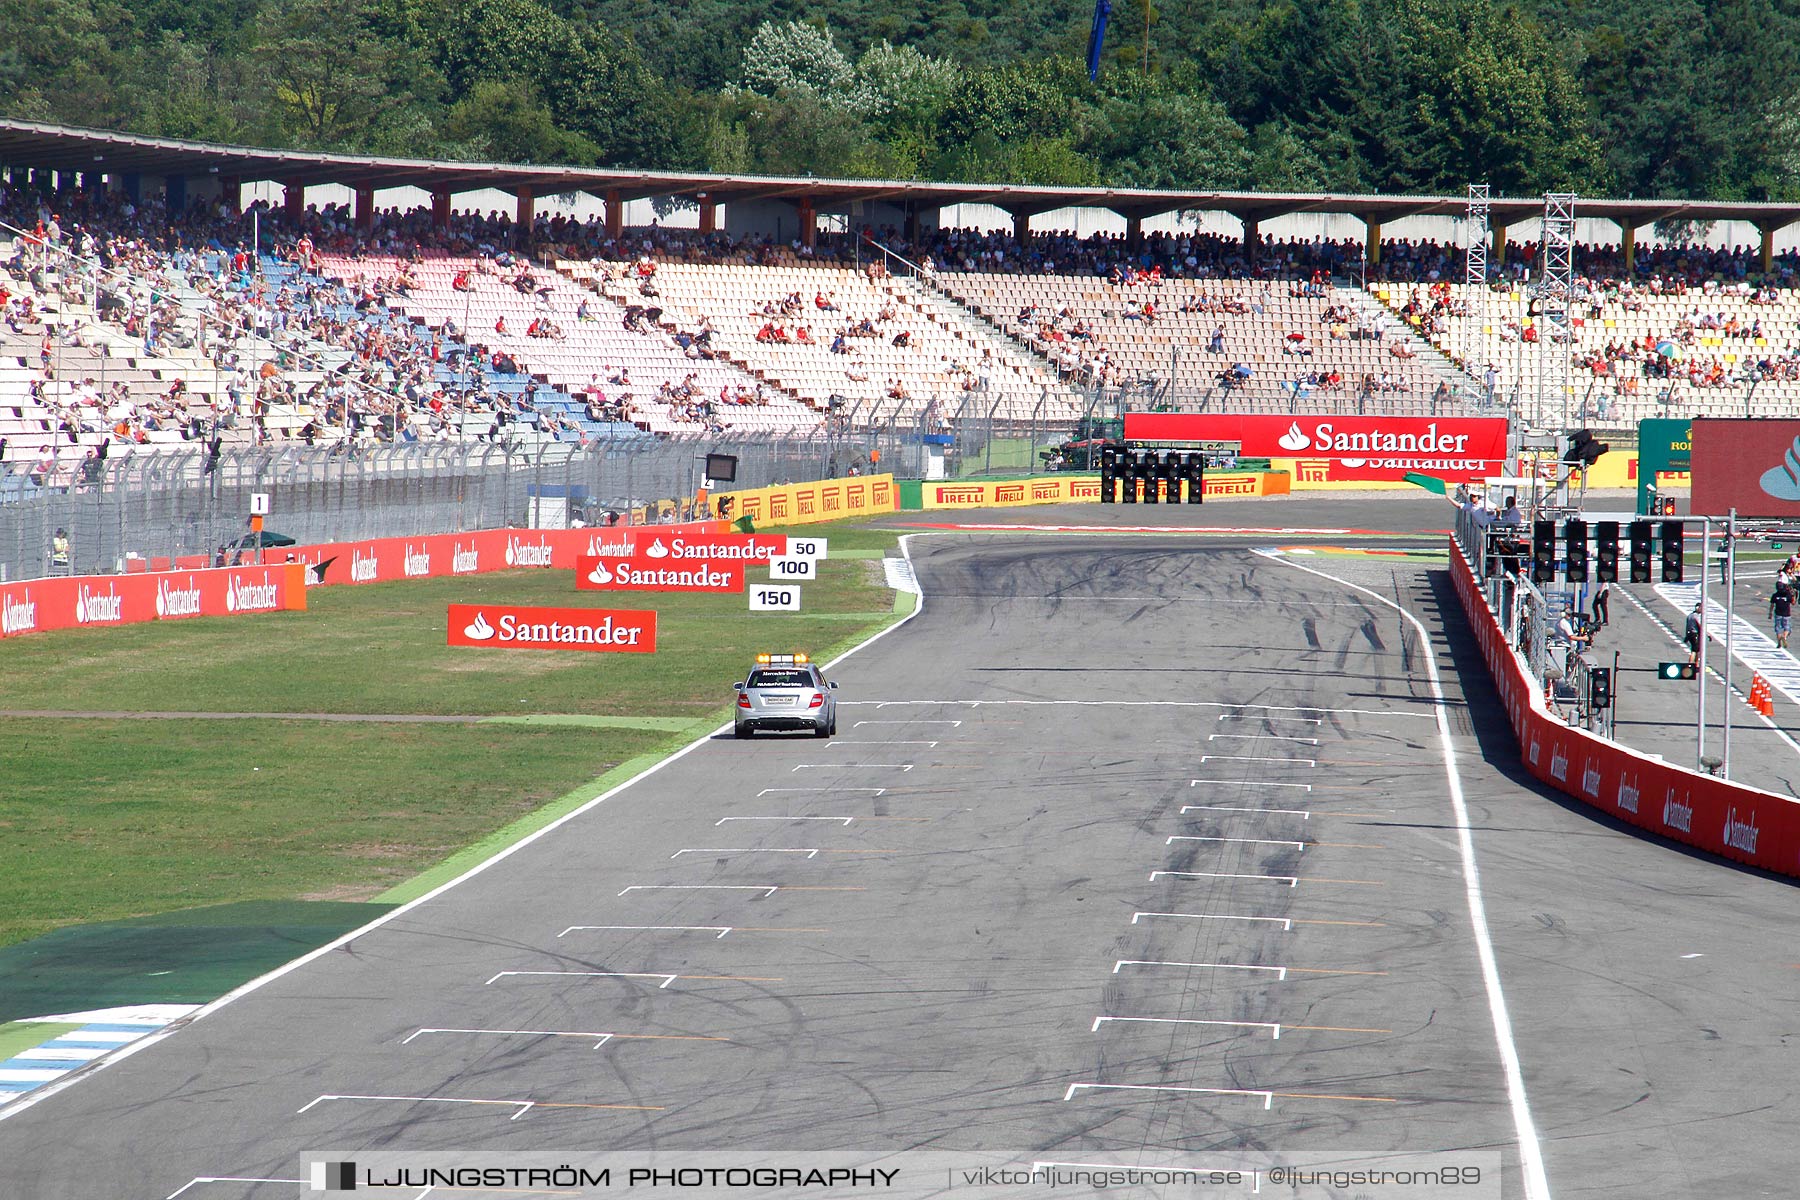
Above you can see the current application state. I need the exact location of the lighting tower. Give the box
[1535,192,1577,427]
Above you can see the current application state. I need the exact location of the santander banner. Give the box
[1692,417,1800,518]
[447,603,657,652]
[1124,413,1509,468]
[1449,537,1800,879]
[0,564,307,640]
[576,555,744,593]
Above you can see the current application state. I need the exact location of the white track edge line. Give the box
[1253,548,1551,1200]
[0,534,927,1124]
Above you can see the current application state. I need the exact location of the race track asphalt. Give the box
[0,498,1794,1199]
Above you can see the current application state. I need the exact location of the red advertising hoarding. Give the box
[576,555,745,593]
[1691,417,1800,517]
[446,603,657,652]
[624,532,790,562]
[1123,413,1510,463]
[0,564,308,639]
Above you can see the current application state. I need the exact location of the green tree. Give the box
[253,0,417,147]
[442,80,600,163]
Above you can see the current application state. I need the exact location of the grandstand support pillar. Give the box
[1364,219,1382,266]
[284,183,304,221]
[904,204,920,244]
[1492,222,1508,265]
[220,176,241,214]
[1760,223,1777,274]
[430,190,450,232]
[515,187,534,236]
[797,196,816,249]
[1620,224,1637,273]
[698,193,716,234]
[123,173,142,204]
[354,186,375,233]
[604,188,622,240]
[1242,216,1260,263]
[165,174,187,215]
[1125,215,1143,249]
[1012,209,1031,245]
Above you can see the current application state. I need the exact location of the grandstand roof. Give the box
[5,117,1800,231]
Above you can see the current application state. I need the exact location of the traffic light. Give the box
[1156,451,1181,503]
[1589,667,1613,709]
[1658,662,1698,680]
[1660,520,1685,582]
[1628,520,1653,583]
[1122,449,1142,503]
[1532,520,1557,583]
[1565,517,1589,583]
[1099,444,1122,503]
[1140,450,1160,504]
[1181,452,1205,504]
[1595,520,1619,583]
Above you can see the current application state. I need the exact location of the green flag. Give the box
[1404,472,1451,495]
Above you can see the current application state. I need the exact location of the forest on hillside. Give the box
[4,0,1798,201]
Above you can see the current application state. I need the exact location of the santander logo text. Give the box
[2,589,38,635]
[75,581,124,624]
[403,544,431,578]
[505,536,554,568]
[452,543,479,574]
[577,554,743,593]
[1722,807,1760,854]
[226,574,281,613]
[156,576,204,618]
[350,547,379,583]
[447,603,656,653]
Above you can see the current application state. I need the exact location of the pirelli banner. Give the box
[919,473,1288,509]
[723,474,897,527]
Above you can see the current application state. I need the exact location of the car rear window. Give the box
[749,669,813,687]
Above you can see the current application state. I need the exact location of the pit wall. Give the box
[1448,537,1800,877]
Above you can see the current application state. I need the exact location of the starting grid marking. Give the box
[1168,835,1305,850]
[616,885,865,898]
[167,1179,305,1198]
[401,1028,728,1049]
[757,788,886,797]
[485,971,782,987]
[1130,912,1386,931]
[559,925,827,938]
[1191,779,1312,790]
[1208,734,1320,745]
[1062,1082,1396,1108]
[297,1093,663,1119]
[1199,755,1317,766]
[1090,1016,1393,1040]
[793,763,914,771]
[1150,870,1386,888]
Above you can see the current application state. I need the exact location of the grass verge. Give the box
[0,520,904,1006]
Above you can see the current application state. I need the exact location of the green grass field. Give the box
[0,521,904,971]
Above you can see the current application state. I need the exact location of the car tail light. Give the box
[808,693,824,709]
[737,692,751,708]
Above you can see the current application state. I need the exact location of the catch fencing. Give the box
[0,431,916,581]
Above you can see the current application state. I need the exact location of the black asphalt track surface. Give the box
[0,497,1793,1199]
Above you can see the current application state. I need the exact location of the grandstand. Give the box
[938,271,1470,414]
[12,117,1800,477]
[1373,280,1800,426]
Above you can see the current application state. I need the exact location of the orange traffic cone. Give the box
[1762,677,1777,716]
[1750,675,1773,716]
